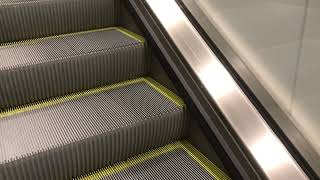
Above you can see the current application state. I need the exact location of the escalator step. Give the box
[0,0,120,43]
[0,78,188,180]
[76,141,230,180]
[0,27,147,110]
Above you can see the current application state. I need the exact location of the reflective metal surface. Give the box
[180,1,320,177]
[146,0,309,179]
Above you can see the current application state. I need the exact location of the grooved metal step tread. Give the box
[0,27,144,70]
[0,78,188,180]
[0,27,147,110]
[76,141,231,180]
[0,0,120,43]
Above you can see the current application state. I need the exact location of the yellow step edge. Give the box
[143,77,185,108]
[75,141,231,180]
[77,142,181,180]
[115,27,145,44]
[0,26,144,48]
[180,141,231,180]
[0,77,184,118]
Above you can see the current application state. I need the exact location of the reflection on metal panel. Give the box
[145,0,309,179]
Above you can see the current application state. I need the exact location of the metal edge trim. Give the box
[145,0,309,179]
[127,0,264,179]
[177,1,320,178]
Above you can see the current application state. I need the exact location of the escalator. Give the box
[0,0,230,179]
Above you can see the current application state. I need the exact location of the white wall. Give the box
[194,0,306,113]
[193,0,320,154]
[292,0,320,154]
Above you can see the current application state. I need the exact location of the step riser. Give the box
[0,0,120,43]
[0,27,147,110]
[0,46,146,110]
[0,111,188,180]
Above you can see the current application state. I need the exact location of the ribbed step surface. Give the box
[0,28,147,110]
[0,0,120,43]
[0,78,188,180]
[77,141,230,180]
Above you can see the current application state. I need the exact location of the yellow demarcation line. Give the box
[0,26,144,48]
[115,27,145,44]
[180,141,231,180]
[0,77,184,118]
[77,142,180,180]
[144,77,185,108]
[76,141,231,180]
